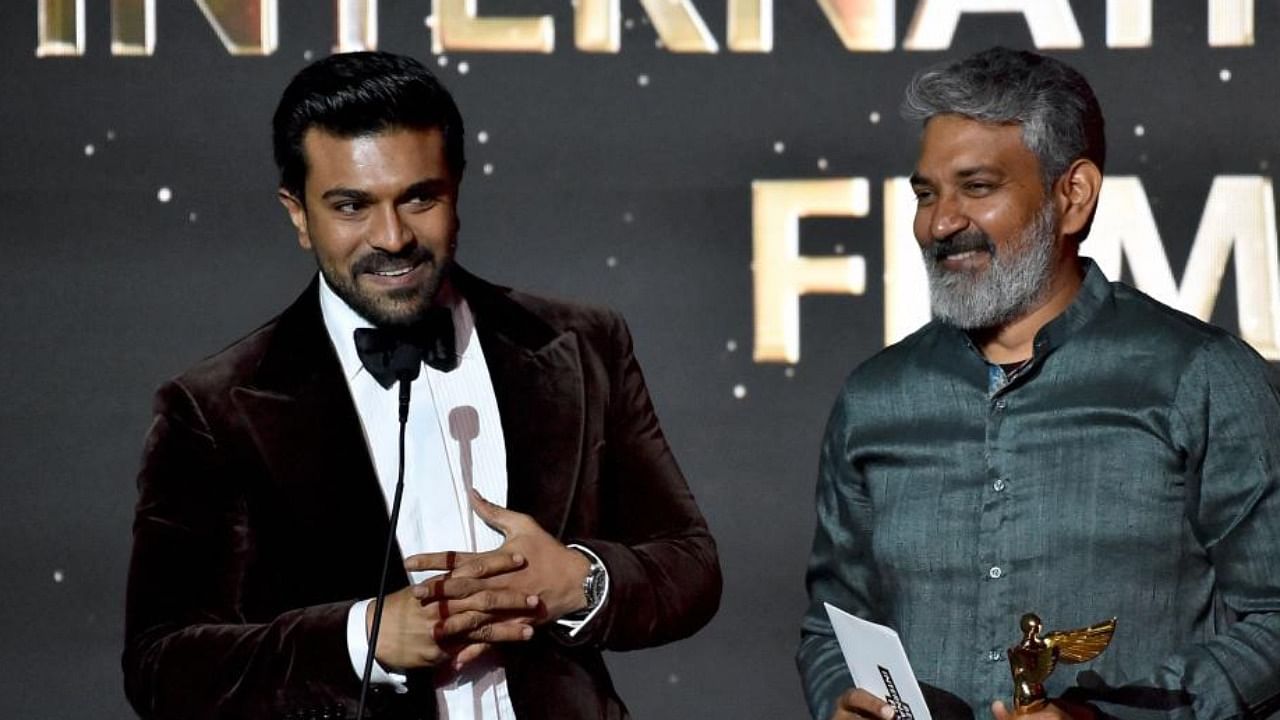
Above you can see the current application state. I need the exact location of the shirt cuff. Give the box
[346,598,409,693]
[554,544,611,638]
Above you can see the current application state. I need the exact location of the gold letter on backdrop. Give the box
[335,0,377,52]
[1106,0,1151,48]
[817,0,895,52]
[432,0,554,53]
[111,0,154,55]
[728,0,772,52]
[37,0,83,56]
[904,0,1082,50]
[194,0,278,55]
[753,179,869,364]
[882,177,931,345]
[1210,0,1253,46]
[638,0,718,52]
[1086,176,1280,360]
[575,0,619,52]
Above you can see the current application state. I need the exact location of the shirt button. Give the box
[988,649,1003,662]
[993,478,1007,492]
[993,399,1007,410]
[988,566,1003,579]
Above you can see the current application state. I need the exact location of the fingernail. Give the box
[521,626,533,639]
[511,553,525,565]
[879,706,896,720]
[527,595,539,607]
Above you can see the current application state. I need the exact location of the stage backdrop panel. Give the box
[2,2,1278,718]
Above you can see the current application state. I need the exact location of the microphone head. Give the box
[448,405,480,442]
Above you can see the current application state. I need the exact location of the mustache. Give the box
[923,229,995,260]
[352,248,436,275]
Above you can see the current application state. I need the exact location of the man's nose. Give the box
[929,193,969,241]
[368,205,414,253]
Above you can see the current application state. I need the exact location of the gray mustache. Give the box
[924,230,994,260]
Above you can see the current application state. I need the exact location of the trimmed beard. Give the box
[922,201,1058,330]
[318,249,452,329]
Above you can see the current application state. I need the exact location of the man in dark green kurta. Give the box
[798,47,1280,720]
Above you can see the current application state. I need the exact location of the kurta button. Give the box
[993,478,1007,492]
[988,566,1003,579]
[988,649,1003,662]
[994,399,1007,410]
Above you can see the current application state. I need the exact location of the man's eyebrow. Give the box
[395,178,450,204]
[955,165,1001,179]
[909,172,929,187]
[319,187,374,203]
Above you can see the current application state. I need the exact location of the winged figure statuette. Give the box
[1007,613,1117,714]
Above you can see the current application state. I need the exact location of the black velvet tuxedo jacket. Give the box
[123,268,722,720]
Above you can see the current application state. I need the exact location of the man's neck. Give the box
[971,255,1084,365]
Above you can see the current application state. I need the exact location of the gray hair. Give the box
[902,47,1106,189]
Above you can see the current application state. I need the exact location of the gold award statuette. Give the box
[1007,613,1117,714]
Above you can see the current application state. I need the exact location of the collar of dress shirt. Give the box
[316,272,476,384]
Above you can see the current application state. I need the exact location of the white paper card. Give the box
[824,602,933,720]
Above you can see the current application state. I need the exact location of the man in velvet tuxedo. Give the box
[123,52,721,720]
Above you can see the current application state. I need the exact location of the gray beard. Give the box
[923,202,1058,330]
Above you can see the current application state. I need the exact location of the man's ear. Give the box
[277,189,312,250]
[1055,158,1103,239]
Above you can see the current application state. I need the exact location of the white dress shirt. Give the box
[317,276,605,720]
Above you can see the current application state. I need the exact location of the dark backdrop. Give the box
[3,2,1279,718]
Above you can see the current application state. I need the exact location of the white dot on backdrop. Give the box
[482,163,494,175]
[477,130,489,144]
[732,384,747,399]
[106,129,116,141]
[637,74,650,87]
[773,141,786,154]
[622,212,634,223]
[1134,124,1146,137]
[303,49,314,61]
[1261,159,1271,170]
[834,243,845,253]
[624,18,635,30]
[726,339,738,352]
[869,111,882,124]
[83,144,95,156]
[188,212,199,223]
[1139,153,1149,164]
[157,187,173,203]
[457,61,470,75]
[817,157,829,171]
[784,367,796,378]
[437,55,449,67]
[53,570,65,583]
[654,39,664,49]
[667,673,680,685]
[606,256,618,268]
[425,15,437,28]
[1219,68,1232,82]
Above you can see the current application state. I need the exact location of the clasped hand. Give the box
[369,490,591,672]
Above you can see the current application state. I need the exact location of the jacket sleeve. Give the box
[1092,335,1280,720]
[560,312,723,651]
[122,380,366,720]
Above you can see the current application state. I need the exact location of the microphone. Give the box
[356,350,423,719]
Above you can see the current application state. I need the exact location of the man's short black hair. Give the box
[272,51,466,198]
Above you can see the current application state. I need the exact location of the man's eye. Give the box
[913,189,934,204]
[404,195,438,210]
[333,201,363,215]
[964,182,993,194]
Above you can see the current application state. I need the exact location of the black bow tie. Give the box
[353,307,458,389]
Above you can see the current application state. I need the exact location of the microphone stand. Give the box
[356,370,418,719]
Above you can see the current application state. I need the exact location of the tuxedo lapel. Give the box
[229,281,406,601]
[457,269,586,539]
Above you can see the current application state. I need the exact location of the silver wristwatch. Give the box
[579,551,607,612]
